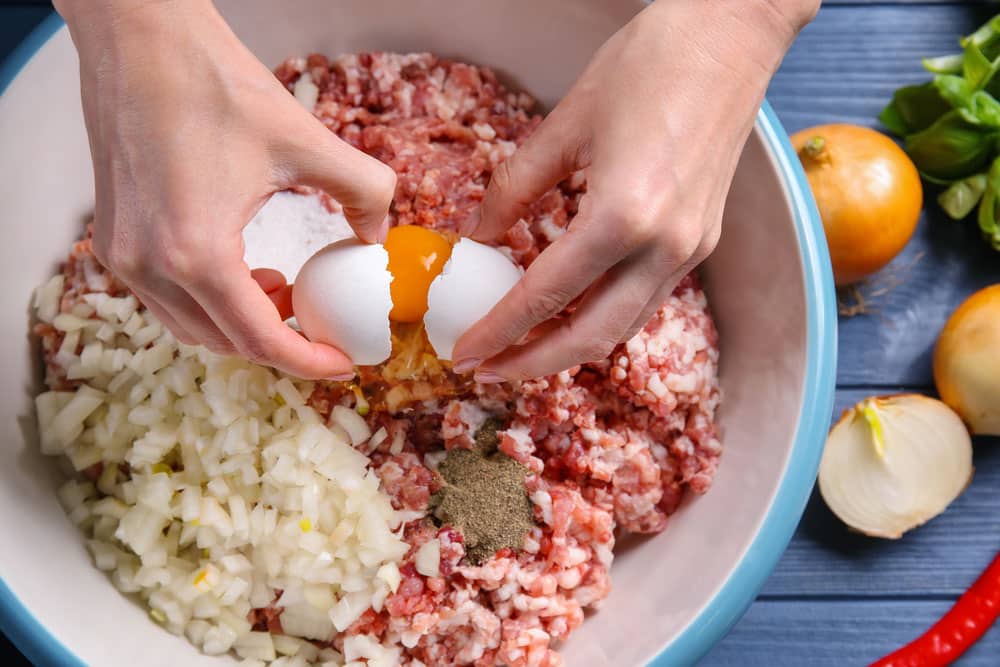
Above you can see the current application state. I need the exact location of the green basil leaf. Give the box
[935,74,974,108]
[964,41,993,88]
[905,111,997,181]
[977,185,1000,244]
[920,172,960,187]
[986,152,1000,192]
[960,91,1000,127]
[879,104,910,138]
[923,54,964,75]
[938,173,987,219]
[880,83,952,136]
[975,156,1000,249]
[961,15,1000,50]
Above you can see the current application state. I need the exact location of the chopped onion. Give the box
[818,394,973,538]
[293,72,320,111]
[331,405,371,445]
[414,539,440,578]
[33,275,64,323]
[32,269,410,666]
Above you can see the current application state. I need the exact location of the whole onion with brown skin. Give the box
[792,124,923,287]
[934,284,1000,436]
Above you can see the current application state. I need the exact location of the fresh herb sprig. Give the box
[882,15,1000,249]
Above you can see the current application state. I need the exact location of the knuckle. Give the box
[102,241,145,283]
[156,228,215,286]
[234,331,275,366]
[621,325,644,344]
[375,161,398,200]
[488,159,517,198]
[695,227,722,262]
[520,279,573,325]
[577,336,619,363]
[659,225,702,263]
[607,196,661,249]
[199,331,234,354]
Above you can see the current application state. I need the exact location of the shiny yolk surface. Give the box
[384,225,453,323]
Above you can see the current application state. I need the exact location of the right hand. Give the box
[55,0,397,379]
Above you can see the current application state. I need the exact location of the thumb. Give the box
[283,121,397,243]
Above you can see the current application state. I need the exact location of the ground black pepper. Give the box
[429,417,535,564]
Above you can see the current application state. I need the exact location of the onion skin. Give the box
[792,124,923,287]
[934,285,1000,436]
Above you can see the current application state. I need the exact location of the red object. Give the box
[869,552,1000,667]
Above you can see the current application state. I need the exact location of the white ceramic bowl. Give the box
[0,3,836,666]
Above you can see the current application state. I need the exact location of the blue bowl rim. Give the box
[0,11,837,667]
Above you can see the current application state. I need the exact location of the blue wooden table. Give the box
[2,2,999,665]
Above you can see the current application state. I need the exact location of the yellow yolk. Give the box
[384,225,453,323]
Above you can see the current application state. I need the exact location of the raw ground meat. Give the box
[280,52,721,666]
[38,52,721,667]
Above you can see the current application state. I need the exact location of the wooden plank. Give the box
[702,599,1000,666]
[765,389,1000,598]
[770,4,994,141]
[769,4,1000,387]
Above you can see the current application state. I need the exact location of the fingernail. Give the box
[376,218,390,243]
[452,358,481,374]
[328,373,355,382]
[474,370,506,384]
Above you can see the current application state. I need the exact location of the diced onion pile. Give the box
[33,275,410,667]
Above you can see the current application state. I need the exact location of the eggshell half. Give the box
[424,239,523,360]
[292,239,393,366]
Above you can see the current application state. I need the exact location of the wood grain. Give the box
[768,3,1000,388]
[706,600,1000,666]
[761,390,1000,598]
[708,2,1000,663]
[3,3,1000,667]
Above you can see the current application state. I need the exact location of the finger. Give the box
[475,253,666,381]
[251,268,288,293]
[618,282,675,346]
[451,205,631,366]
[185,268,354,380]
[130,286,200,347]
[618,224,720,343]
[468,106,586,242]
[280,122,396,243]
[266,285,294,322]
[138,281,236,355]
[251,268,295,321]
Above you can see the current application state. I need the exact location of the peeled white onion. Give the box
[818,394,973,539]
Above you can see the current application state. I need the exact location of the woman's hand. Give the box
[55,0,396,379]
[453,0,818,382]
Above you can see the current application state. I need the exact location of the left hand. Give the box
[452,0,818,382]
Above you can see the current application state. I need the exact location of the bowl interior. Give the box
[0,2,810,665]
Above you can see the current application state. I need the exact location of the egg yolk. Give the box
[384,225,453,323]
